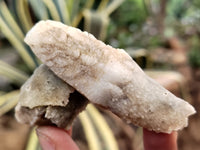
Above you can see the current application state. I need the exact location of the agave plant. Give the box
[0,0,125,149]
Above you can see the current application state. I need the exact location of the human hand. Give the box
[36,126,79,150]
[36,126,178,150]
[143,128,178,150]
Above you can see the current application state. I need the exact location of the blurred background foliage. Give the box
[0,0,200,150]
[107,0,200,51]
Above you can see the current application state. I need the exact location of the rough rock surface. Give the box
[23,20,195,133]
[15,65,88,128]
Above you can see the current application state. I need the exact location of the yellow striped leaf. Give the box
[78,111,102,150]
[16,0,33,32]
[26,127,41,150]
[0,60,28,85]
[0,90,19,116]
[86,104,119,150]
[42,0,61,21]
[0,16,36,69]
[0,1,24,40]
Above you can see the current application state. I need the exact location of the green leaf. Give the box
[0,15,36,69]
[97,0,109,12]
[0,90,19,116]
[26,127,41,150]
[83,9,109,41]
[0,60,28,85]
[79,110,102,150]
[71,0,94,27]
[83,0,124,41]
[55,0,71,24]
[42,0,61,21]
[0,1,24,40]
[28,0,49,20]
[16,0,33,32]
[66,0,75,21]
[85,0,95,9]
[105,0,125,15]
[86,104,119,150]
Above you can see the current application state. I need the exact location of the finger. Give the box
[143,128,178,150]
[36,126,79,150]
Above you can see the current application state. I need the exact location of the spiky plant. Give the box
[0,0,125,149]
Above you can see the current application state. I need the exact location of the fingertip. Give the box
[36,126,79,150]
[143,128,178,150]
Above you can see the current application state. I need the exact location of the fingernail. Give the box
[36,128,55,150]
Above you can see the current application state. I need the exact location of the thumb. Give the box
[36,126,79,150]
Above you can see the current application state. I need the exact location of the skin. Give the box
[36,126,79,150]
[36,126,178,150]
[143,129,178,150]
